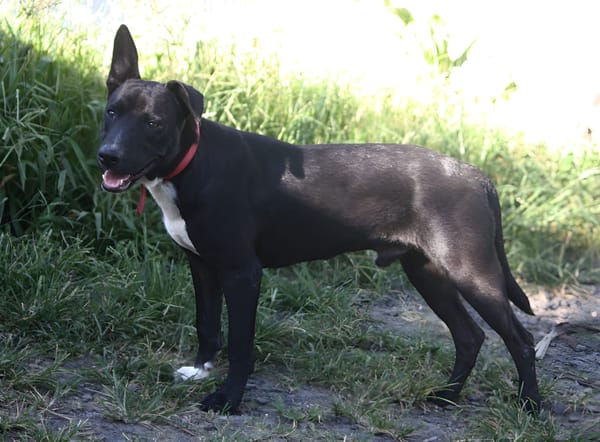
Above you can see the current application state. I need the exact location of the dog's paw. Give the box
[174,362,213,382]
[200,391,239,414]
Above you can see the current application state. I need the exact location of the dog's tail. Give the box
[486,181,535,315]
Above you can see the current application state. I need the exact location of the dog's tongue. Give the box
[102,170,131,190]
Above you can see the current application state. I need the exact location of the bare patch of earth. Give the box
[39,284,599,441]
[369,282,600,440]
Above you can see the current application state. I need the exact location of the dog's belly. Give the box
[141,179,198,254]
[255,177,415,267]
[255,212,408,268]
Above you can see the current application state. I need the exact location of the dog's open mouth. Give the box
[101,161,155,192]
[102,170,135,192]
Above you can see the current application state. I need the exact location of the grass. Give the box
[0,12,597,280]
[0,231,587,440]
[1,2,599,440]
[469,394,559,440]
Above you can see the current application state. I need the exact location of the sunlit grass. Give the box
[1,7,598,282]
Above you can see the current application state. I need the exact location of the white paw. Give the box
[174,362,214,382]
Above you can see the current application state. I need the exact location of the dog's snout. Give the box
[97,146,121,169]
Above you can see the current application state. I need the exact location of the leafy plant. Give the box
[386,3,476,78]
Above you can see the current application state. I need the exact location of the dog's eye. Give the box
[106,108,116,118]
[147,120,161,129]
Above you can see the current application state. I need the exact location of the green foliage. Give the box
[424,14,477,77]
[386,3,476,78]
[0,20,105,236]
[391,7,414,26]
[1,10,598,283]
[469,392,560,440]
[0,231,194,351]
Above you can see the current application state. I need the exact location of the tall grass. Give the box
[0,20,102,234]
[1,7,599,276]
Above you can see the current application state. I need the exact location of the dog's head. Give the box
[97,25,204,192]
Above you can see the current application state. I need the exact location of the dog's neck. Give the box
[136,121,200,215]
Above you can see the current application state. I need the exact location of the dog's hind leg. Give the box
[447,253,541,412]
[400,250,485,406]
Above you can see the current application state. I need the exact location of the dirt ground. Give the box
[45,283,600,441]
[368,282,600,441]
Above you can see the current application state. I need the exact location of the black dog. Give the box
[98,25,540,414]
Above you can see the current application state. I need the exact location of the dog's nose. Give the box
[97,146,121,169]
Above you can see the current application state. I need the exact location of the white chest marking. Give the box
[140,178,198,255]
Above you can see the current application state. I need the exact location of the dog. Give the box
[97,25,540,414]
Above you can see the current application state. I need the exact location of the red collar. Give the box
[136,121,200,215]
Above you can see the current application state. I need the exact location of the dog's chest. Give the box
[142,180,198,255]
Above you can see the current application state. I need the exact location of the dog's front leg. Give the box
[175,253,223,381]
[200,258,262,413]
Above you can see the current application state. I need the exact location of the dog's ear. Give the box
[166,80,204,121]
[107,25,141,96]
